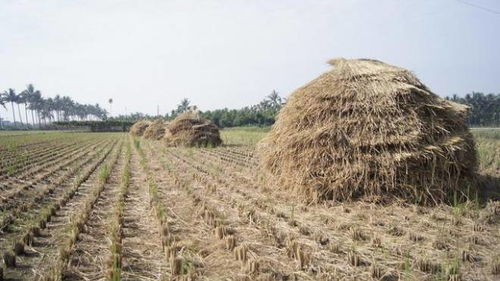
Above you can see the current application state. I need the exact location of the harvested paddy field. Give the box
[0,129,498,281]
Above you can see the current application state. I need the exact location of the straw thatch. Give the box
[143,119,169,140]
[258,58,477,205]
[130,119,152,136]
[164,112,222,147]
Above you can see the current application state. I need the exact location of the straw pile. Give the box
[164,112,222,147]
[129,119,152,136]
[258,58,477,205]
[143,119,169,140]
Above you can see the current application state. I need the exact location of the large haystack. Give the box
[130,119,152,136]
[258,58,477,205]
[143,119,169,140]
[164,112,222,147]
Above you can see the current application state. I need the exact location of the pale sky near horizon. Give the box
[0,0,499,119]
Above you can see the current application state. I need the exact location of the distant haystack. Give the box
[164,111,222,147]
[258,58,477,205]
[130,119,152,136]
[143,119,169,140]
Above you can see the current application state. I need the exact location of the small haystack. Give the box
[258,58,477,205]
[164,112,222,147]
[130,119,152,136]
[143,119,169,140]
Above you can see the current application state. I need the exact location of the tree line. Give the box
[445,92,499,127]
[111,91,499,128]
[0,84,107,129]
[200,90,283,127]
[2,86,497,130]
[168,90,283,127]
[164,91,499,128]
[109,90,284,128]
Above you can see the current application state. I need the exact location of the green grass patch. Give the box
[221,126,270,146]
[99,164,111,183]
[471,127,500,140]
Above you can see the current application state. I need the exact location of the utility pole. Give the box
[157,104,160,117]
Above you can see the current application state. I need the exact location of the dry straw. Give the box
[129,119,152,136]
[164,111,222,147]
[258,58,477,205]
[143,119,169,140]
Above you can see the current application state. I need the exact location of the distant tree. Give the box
[95,103,107,119]
[29,90,43,128]
[0,84,108,129]
[177,98,190,114]
[60,96,73,121]
[257,90,282,112]
[165,98,192,120]
[53,94,63,121]
[21,84,40,126]
[109,112,153,122]
[200,90,284,128]
[16,92,24,127]
[446,92,499,126]
[41,97,54,124]
[19,92,32,127]
[3,89,20,127]
[108,98,113,117]
[0,95,6,129]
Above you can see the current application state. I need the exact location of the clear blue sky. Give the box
[0,0,499,118]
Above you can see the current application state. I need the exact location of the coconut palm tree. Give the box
[53,95,63,121]
[75,103,86,120]
[28,91,43,128]
[3,89,20,127]
[18,91,31,128]
[14,92,25,127]
[0,94,6,129]
[21,84,40,127]
[60,96,74,121]
[93,103,107,120]
[41,98,54,125]
[81,104,89,120]
[176,98,190,114]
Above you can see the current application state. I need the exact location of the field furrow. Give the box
[0,137,122,280]
[0,141,79,182]
[0,139,107,208]
[152,140,500,280]
[62,143,125,280]
[145,141,302,280]
[0,139,114,232]
[134,139,211,280]
[0,128,497,281]
[121,141,166,280]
